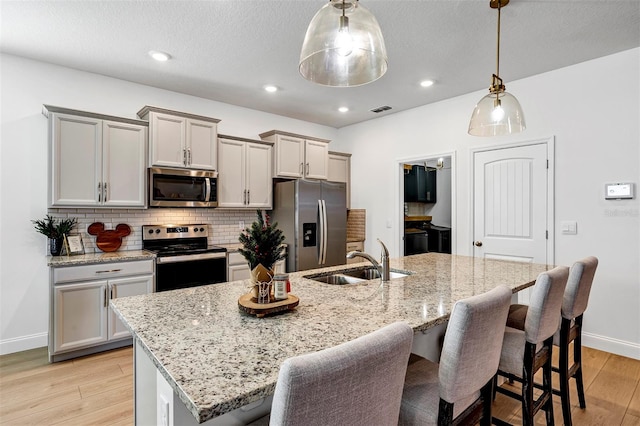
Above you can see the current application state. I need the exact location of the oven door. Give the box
[155,252,227,292]
[150,167,218,207]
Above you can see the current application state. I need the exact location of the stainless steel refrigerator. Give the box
[272,180,347,272]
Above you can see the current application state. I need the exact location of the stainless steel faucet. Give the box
[346,239,391,281]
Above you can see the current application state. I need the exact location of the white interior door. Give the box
[473,142,552,301]
[473,143,549,262]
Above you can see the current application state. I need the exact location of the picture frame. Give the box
[64,234,85,255]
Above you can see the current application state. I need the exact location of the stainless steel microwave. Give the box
[149,167,218,207]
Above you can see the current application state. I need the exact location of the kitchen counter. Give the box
[47,249,155,267]
[111,253,551,424]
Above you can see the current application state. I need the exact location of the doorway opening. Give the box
[397,152,456,256]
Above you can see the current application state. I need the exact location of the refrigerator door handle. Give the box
[317,199,325,265]
[321,199,328,265]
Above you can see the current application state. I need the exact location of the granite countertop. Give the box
[47,249,155,267]
[110,253,551,423]
[219,243,243,252]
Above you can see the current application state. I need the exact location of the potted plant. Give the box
[32,215,78,256]
[238,210,286,295]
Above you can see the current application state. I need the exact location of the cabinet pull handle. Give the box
[187,148,192,165]
[96,269,122,274]
[306,163,309,175]
[104,182,108,202]
[104,287,108,308]
[183,149,187,166]
[98,182,102,202]
[300,162,303,174]
[247,190,250,205]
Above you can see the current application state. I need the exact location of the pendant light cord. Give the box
[496,2,501,79]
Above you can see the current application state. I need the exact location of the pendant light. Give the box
[468,0,526,136]
[299,0,388,87]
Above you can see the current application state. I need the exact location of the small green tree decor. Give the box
[32,215,78,256]
[239,210,286,287]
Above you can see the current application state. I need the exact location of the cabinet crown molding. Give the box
[259,130,330,144]
[218,134,273,146]
[137,105,221,123]
[43,105,148,126]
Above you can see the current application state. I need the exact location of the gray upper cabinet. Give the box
[44,105,148,208]
[328,151,351,208]
[137,106,220,170]
[217,135,273,209]
[260,130,329,180]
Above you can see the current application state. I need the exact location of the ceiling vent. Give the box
[370,105,392,113]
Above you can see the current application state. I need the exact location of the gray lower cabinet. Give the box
[50,259,153,362]
[227,250,286,281]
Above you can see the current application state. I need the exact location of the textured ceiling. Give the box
[2,0,639,128]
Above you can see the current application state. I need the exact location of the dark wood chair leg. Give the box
[480,379,494,426]
[522,342,536,426]
[574,315,586,409]
[542,338,555,426]
[559,318,572,426]
[438,398,454,426]
[492,374,498,401]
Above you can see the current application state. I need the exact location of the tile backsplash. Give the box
[48,208,261,253]
[346,209,366,242]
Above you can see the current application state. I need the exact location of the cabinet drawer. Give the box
[227,251,246,266]
[53,260,154,284]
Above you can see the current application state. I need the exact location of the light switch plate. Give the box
[561,221,577,235]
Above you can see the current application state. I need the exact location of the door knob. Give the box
[474,241,483,247]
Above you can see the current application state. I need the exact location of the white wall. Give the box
[0,54,338,354]
[332,48,640,359]
[2,50,639,359]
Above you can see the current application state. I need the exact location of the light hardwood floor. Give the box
[1,345,639,425]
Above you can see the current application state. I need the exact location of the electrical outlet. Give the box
[160,395,170,426]
[239,221,245,230]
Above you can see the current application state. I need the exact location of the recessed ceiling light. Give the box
[264,85,278,93]
[420,80,434,88]
[338,106,349,113]
[149,50,171,62]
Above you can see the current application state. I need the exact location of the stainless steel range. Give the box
[143,224,227,292]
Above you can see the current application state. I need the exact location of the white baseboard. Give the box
[0,332,48,355]
[582,332,640,360]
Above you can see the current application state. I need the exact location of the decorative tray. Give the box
[238,293,299,318]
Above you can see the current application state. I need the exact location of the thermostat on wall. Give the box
[604,183,635,200]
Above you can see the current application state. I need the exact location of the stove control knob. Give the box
[147,229,154,234]
[155,229,160,234]
[193,227,198,232]
[199,227,205,232]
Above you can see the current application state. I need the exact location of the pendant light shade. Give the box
[469,75,526,136]
[299,0,388,87]
[468,0,526,136]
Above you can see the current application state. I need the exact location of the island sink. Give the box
[304,266,412,285]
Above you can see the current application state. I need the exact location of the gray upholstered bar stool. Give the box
[493,265,569,426]
[398,285,513,426]
[249,321,414,426]
[505,256,598,426]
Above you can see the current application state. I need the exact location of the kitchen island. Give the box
[111,253,551,425]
